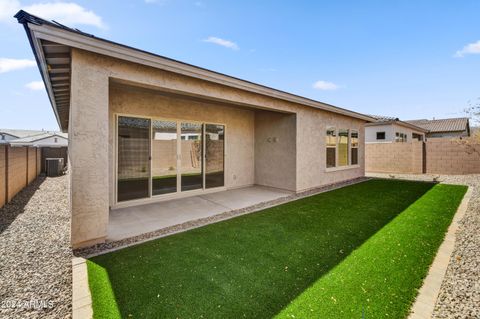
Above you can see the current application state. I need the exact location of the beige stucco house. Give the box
[17,10,374,248]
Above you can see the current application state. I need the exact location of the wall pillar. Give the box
[70,49,110,248]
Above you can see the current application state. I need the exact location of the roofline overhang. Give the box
[15,10,375,128]
[15,11,63,131]
[365,120,429,133]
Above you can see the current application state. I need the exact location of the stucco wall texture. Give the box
[69,48,367,248]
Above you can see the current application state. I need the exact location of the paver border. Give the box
[408,186,473,319]
[72,257,93,319]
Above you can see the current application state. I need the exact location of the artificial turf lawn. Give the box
[87,180,467,319]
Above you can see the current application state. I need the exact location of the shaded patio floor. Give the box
[108,186,292,241]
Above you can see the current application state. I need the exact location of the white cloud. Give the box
[25,80,44,90]
[0,0,105,29]
[203,36,239,50]
[454,40,480,58]
[312,80,339,91]
[0,0,20,23]
[0,58,35,73]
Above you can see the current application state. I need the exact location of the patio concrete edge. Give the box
[408,186,473,319]
[72,257,93,319]
[76,177,371,258]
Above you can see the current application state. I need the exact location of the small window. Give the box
[351,130,359,165]
[1,134,4,140]
[395,132,407,142]
[412,133,423,141]
[376,132,385,140]
[54,137,58,143]
[326,127,336,168]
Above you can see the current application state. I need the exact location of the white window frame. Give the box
[350,129,359,165]
[325,125,360,172]
[326,126,337,169]
[114,113,227,209]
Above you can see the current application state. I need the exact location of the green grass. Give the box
[87,180,467,319]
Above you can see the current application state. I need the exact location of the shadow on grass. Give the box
[88,179,435,319]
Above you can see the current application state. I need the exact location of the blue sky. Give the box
[1,0,479,130]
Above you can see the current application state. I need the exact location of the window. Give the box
[395,132,407,142]
[54,137,58,143]
[326,127,336,168]
[412,133,423,141]
[338,129,349,166]
[351,130,359,165]
[376,132,386,140]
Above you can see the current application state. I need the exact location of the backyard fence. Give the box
[0,145,41,209]
[366,138,480,175]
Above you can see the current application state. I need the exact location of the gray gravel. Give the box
[0,175,71,319]
[368,173,480,319]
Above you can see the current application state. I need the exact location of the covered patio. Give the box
[108,185,292,241]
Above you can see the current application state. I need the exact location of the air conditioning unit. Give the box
[45,158,65,177]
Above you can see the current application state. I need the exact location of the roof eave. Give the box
[15,10,375,123]
[15,11,64,132]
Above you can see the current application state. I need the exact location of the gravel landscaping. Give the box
[0,175,71,319]
[368,173,480,319]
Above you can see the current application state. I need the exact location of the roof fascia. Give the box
[22,24,62,131]
[28,22,374,122]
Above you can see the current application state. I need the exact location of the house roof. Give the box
[0,129,46,139]
[405,118,470,133]
[1,129,67,147]
[14,10,375,132]
[365,115,429,133]
[368,114,400,122]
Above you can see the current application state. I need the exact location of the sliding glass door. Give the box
[205,124,225,188]
[181,122,203,191]
[117,116,225,203]
[117,116,150,202]
[151,120,177,195]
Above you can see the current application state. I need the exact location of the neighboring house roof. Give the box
[367,114,400,122]
[365,115,429,133]
[0,129,45,139]
[1,129,68,147]
[405,117,470,133]
[14,10,375,132]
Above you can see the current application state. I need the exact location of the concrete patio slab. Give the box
[108,186,292,242]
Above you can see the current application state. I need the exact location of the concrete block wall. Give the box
[0,145,41,209]
[426,139,480,174]
[365,141,423,174]
[27,147,37,184]
[8,147,28,202]
[366,139,480,175]
[0,146,6,208]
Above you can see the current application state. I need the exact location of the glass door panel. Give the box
[117,116,150,202]
[152,120,177,195]
[205,124,225,188]
[181,122,203,191]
